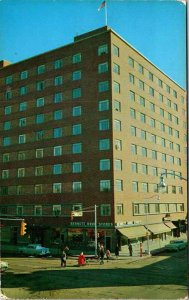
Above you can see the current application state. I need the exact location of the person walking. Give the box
[99,245,105,264]
[128,243,133,256]
[115,244,119,259]
[60,250,67,267]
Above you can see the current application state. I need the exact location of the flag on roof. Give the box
[98,0,106,11]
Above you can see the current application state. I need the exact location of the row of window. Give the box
[128,56,185,103]
[132,181,183,194]
[129,90,184,125]
[133,202,184,216]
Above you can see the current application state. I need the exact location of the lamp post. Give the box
[159,172,187,189]
[143,195,160,255]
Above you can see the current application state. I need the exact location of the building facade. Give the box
[0,26,187,252]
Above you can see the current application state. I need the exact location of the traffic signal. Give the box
[20,220,27,236]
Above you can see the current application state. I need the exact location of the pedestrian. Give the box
[60,250,66,267]
[64,246,69,256]
[128,243,133,256]
[115,244,119,258]
[106,249,111,262]
[99,245,105,264]
[97,242,101,259]
[78,252,86,266]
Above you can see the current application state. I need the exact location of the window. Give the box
[36,81,45,91]
[54,146,62,156]
[99,100,109,111]
[116,179,123,191]
[35,166,43,176]
[141,147,147,157]
[2,170,9,179]
[18,168,25,178]
[129,91,135,101]
[5,75,13,84]
[53,164,62,174]
[53,127,62,138]
[100,180,111,191]
[72,143,82,154]
[3,137,11,146]
[140,96,145,106]
[54,59,63,69]
[98,44,108,55]
[19,102,27,111]
[72,70,81,80]
[3,153,10,162]
[99,119,109,131]
[115,139,122,151]
[17,206,23,216]
[20,86,27,95]
[98,81,109,92]
[113,44,119,56]
[18,151,26,161]
[53,183,62,193]
[19,118,26,127]
[5,90,12,100]
[131,126,136,136]
[54,110,62,120]
[139,80,144,90]
[36,97,45,107]
[116,204,123,215]
[1,187,9,195]
[160,108,164,117]
[20,71,28,80]
[134,204,140,215]
[131,162,138,173]
[151,167,157,176]
[149,102,155,112]
[114,81,120,93]
[100,159,110,171]
[128,57,134,67]
[149,87,154,96]
[114,119,121,131]
[4,106,12,115]
[140,113,146,123]
[142,182,148,192]
[36,131,44,141]
[159,94,163,102]
[141,164,148,174]
[72,87,81,99]
[166,85,170,93]
[150,118,155,128]
[37,65,45,74]
[173,103,178,111]
[54,92,63,103]
[148,72,153,81]
[115,159,122,171]
[113,63,120,74]
[36,148,44,158]
[4,121,11,130]
[138,63,144,74]
[100,204,111,216]
[53,205,61,216]
[167,99,171,107]
[72,53,81,63]
[151,150,157,160]
[129,74,135,84]
[73,182,82,192]
[34,205,42,216]
[72,106,81,116]
[98,62,108,73]
[131,144,137,155]
[54,76,63,86]
[158,79,163,87]
[114,100,121,111]
[36,114,44,124]
[130,108,136,119]
[173,90,177,98]
[72,162,82,173]
[132,181,138,192]
[19,134,26,144]
[99,139,110,150]
[150,134,156,143]
[72,124,82,135]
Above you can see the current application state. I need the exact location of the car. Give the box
[165,240,187,252]
[18,244,51,257]
[0,261,8,272]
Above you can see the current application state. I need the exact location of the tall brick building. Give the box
[0,26,187,252]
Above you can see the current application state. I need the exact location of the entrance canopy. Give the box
[146,223,171,234]
[164,221,177,229]
[117,226,147,239]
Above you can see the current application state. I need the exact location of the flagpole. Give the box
[105,0,108,26]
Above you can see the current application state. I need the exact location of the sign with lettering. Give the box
[70,222,114,228]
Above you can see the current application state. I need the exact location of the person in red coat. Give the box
[78,252,86,266]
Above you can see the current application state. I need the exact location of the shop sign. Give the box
[70,222,113,228]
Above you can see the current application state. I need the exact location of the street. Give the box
[1,249,187,299]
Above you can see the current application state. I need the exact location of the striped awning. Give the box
[164,221,177,229]
[117,226,147,239]
[146,223,171,234]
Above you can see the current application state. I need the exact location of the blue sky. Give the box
[0,0,186,88]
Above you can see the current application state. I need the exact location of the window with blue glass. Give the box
[54,110,63,120]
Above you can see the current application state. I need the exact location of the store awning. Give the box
[117,226,147,239]
[164,222,177,229]
[146,223,171,234]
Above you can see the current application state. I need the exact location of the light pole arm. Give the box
[160,172,187,181]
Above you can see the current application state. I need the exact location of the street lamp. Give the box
[143,195,160,255]
[159,172,187,189]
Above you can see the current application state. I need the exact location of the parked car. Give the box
[0,261,8,272]
[18,244,51,257]
[165,240,187,252]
